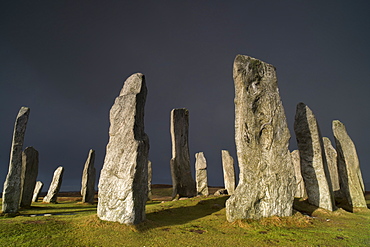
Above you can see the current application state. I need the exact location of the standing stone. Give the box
[195,152,209,196]
[221,150,236,195]
[2,106,30,214]
[20,147,39,207]
[170,108,196,199]
[32,181,43,202]
[291,150,307,198]
[81,149,96,203]
[332,120,367,208]
[322,137,341,196]
[294,103,335,211]
[43,166,64,203]
[226,55,295,222]
[147,160,152,200]
[97,73,149,225]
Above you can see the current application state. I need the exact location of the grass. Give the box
[0,188,369,247]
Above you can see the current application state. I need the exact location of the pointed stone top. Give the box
[233,54,276,82]
[119,73,145,96]
[17,106,30,117]
[332,120,345,129]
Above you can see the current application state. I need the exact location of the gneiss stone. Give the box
[148,160,152,200]
[97,73,149,225]
[291,150,307,198]
[43,166,64,203]
[195,152,209,196]
[332,120,367,208]
[294,103,335,211]
[170,108,196,199]
[221,150,236,195]
[20,147,39,207]
[2,106,30,214]
[32,181,44,202]
[226,55,295,222]
[323,137,341,196]
[81,149,96,203]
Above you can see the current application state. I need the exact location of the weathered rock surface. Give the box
[2,106,30,214]
[294,103,335,211]
[97,73,149,225]
[20,147,39,207]
[195,152,209,196]
[170,108,196,199]
[322,137,341,195]
[43,166,64,203]
[148,160,152,200]
[226,55,295,222]
[214,189,228,196]
[291,150,307,198]
[32,181,43,202]
[221,150,236,195]
[332,120,367,208]
[81,149,96,203]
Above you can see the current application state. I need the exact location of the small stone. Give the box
[214,189,228,196]
[291,150,307,198]
[32,181,44,202]
[169,108,196,199]
[148,160,152,200]
[20,147,39,207]
[81,149,96,203]
[332,120,367,208]
[2,106,30,214]
[43,166,64,203]
[195,152,209,196]
[221,150,236,195]
[322,137,341,196]
[97,73,149,225]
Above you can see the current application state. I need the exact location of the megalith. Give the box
[81,149,96,203]
[2,106,30,214]
[291,150,307,198]
[32,181,44,202]
[170,108,196,199]
[221,150,236,195]
[294,103,335,211]
[20,147,39,207]
[97,73,149,225]
[332,120,367,208]
[195,152,209,196]
[226,55,295,222]
[147,160,152,200]
[322,137,341,196]
[43,166,64,203]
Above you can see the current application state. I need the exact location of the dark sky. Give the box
[1,1,370,192]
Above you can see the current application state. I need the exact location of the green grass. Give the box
[0,192,369,247]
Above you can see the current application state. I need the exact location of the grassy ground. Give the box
[0,187,369,247]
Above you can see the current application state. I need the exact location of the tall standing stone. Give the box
[221,150,236,195]
[294,103,335,211]
[147,160,152,200]
[195,152,209,196]
[97,73,149,225]
[322,137,341,195]
[43,166,64,203]
[81,149,96,203]
[291,150,307,198]
[332,120,367,208]
[2,106,30,214]
[226,55,295,222]
[20,147,39,207]
[170,108,196,199]
[32,181,43,202]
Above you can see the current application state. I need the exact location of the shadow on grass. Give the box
[136,196,229,232]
